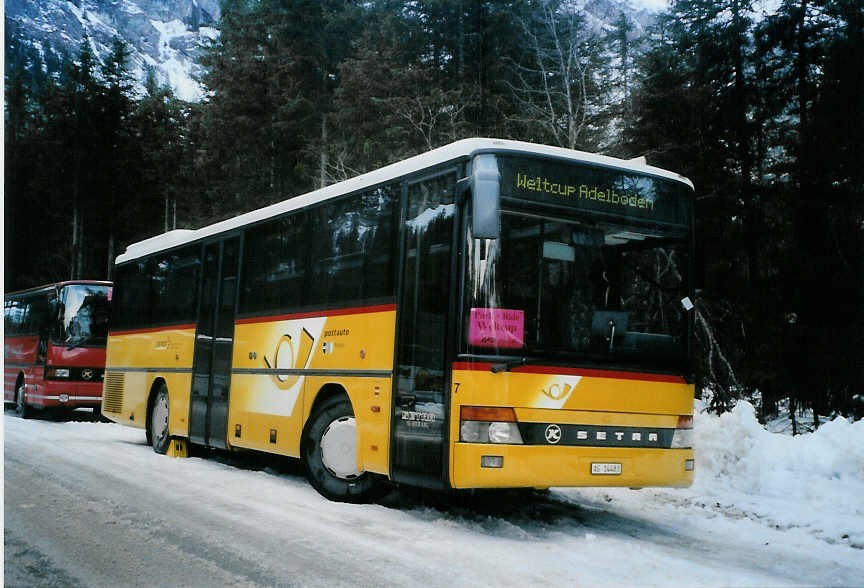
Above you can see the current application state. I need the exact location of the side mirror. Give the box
[471,154,501,240]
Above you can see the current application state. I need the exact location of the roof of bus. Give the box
[5,280,113,299]
[117,138,695,264]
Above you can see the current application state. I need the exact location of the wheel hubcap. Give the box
[152,392,169,442]
[320,416,360,480]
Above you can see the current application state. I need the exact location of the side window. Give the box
[308,186,397,307]
[309,201,361,306]
[16,299,29,335]
[4,299,25,336]
[113,260,151,330]
[18,299,32,335]
[28,294,52,334]
[362,185,398,300]
[152,245,201,325]
[4,300,14,335]
[241,212,309,315]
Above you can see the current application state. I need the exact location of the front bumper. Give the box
[26,379,103,409]
[451,443,694,489]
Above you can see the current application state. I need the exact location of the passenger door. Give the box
[189,237,239,448]
[391,170,458,487]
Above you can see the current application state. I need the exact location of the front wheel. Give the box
[301,395,385,503]
[149,383,171,454]
[15,380,31,419]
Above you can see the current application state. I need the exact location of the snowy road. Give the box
[4,408,863,587]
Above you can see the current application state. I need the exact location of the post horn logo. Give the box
[263,328,315,390]
[541,382,574,402]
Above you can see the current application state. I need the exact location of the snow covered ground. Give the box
[4,401,863,587]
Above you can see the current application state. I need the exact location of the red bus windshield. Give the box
[58,284,111,348]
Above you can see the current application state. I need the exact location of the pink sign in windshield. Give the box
[468,308,525,349]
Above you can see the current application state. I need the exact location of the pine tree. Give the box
[757,0,864,424]
[198,0,365,211]
[505,0,610,150]
[62,39,101,280]
[98,38,136,279]
[133,68,193,240]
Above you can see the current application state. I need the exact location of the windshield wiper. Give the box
[66,337,95,350]
[490,357,527,373]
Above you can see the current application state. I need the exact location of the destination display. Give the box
[498,156,692,227]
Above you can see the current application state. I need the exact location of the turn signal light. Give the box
[460,406,517,422]
[677,415,693,429]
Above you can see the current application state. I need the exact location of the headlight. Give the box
[46,367,71,378]
[671,429,694,448]
[460,421,487,443]
[671,414,694,448]
[459,406,524,444]
[488,422,523,444]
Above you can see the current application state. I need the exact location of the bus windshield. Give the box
[59,284,112,347]
[464,210,689,368]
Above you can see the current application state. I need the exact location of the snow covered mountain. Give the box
[5,0,221,101]
[579,0,659,37]
[5,0,657,103]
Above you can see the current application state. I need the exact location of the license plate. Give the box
[591,462,622,475]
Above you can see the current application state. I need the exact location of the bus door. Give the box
[391,171,457,488]
[189,237,239,448]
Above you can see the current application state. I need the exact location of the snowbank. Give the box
[556,398,864,555]
[694,400,864,495]
[689,399,864,548]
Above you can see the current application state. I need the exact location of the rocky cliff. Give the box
[6,0,221,100]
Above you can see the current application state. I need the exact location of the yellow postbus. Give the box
[103,139,696,502]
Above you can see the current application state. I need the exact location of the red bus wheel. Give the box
[15,380,31,419]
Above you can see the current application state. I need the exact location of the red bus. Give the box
[4,281,112,418]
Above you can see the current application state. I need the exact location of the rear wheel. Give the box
[15,380,31,419]
[301,395,385,503]
[149,383,171,454]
